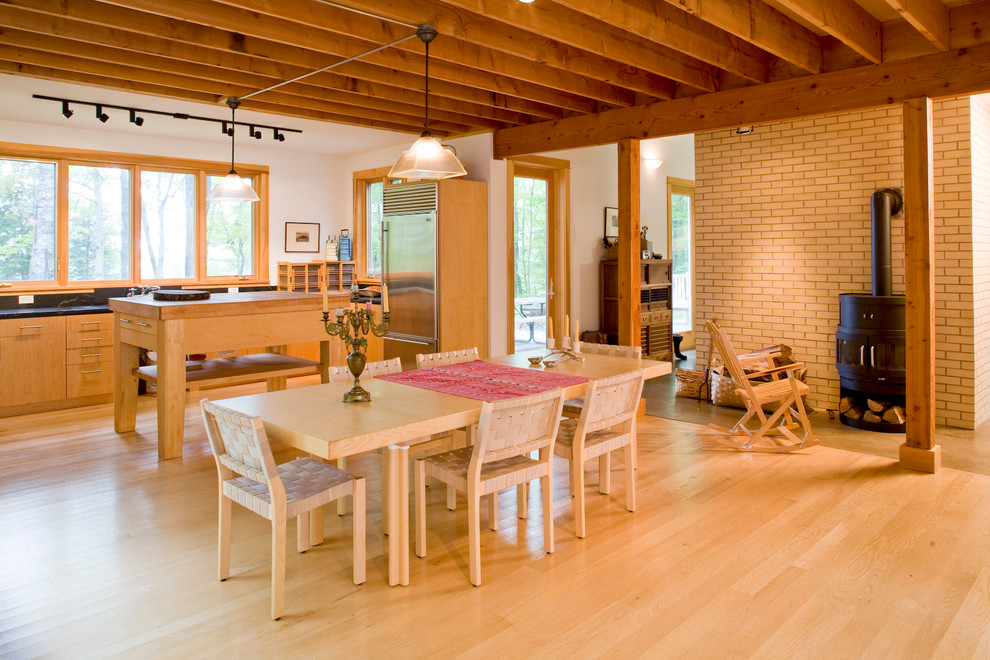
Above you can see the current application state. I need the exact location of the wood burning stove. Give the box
[835,189,906,432]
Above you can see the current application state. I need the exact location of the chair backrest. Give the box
[328,357,402,381]
[472,389,565,471]
[578,370,646,433]
[416,347,479,369]
[577,342,642,358]
[200,399,278,487]
[704,319,758,402]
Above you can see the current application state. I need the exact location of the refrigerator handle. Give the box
[381,220,389,283]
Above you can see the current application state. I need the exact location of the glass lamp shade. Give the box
[388,135,466,179]
[207,172,260,202]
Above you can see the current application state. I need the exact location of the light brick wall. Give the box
[972,94,990,426]
[695,99,977,428]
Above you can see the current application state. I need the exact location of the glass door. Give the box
[668,178,694,334]
[513,174,549,353]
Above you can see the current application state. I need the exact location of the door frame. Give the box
[667,176,696,343]
[506,156,571,355]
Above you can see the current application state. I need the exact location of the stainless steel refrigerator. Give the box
[382,182,439,369]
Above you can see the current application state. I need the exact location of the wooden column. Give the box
[900,97,940,473]
[617,139,641,347]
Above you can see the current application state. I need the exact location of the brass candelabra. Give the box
[322,289,389,402]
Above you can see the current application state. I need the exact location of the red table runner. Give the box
[377,360,588,401]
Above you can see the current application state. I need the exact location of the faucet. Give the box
[126,287,138,297]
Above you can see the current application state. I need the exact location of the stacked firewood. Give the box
[840,397,905,425]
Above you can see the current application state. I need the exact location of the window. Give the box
[0,158,56,283]
[365,180,383,276]
[352,166,392,279]
[667,177,695,333]
[0,145,268,289]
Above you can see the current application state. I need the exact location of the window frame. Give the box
[351,165,393,281]
[0,142,269,292]
[667,176,695,334]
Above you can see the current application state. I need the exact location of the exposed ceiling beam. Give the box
[0,27,504,132]
[773,0,883,63]
[87,0,597,114]
[883,0,951,50]
[658,0,824,73]
[435,0,723,91]
[548,0,769,83]
[3,0,564,120]
[235,0,676,101]
[493,43,990,158]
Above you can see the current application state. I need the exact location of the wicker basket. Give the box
[709,367,746,409]
[674,368,708,399]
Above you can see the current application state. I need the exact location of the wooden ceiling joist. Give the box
[884,0,951,50]
[773,0,883,63]
[493,43,990,158]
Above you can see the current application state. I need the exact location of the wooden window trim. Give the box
[352,166,392,280]
[0,142,269,291]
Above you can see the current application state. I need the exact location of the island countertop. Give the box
[108,290,352,320]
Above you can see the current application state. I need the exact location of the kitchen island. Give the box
[110,291,344,459]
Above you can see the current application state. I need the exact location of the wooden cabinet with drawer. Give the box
[65,313,113,399]
[0,316,66,408]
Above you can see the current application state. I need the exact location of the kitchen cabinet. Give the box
[0,316,66,409]
[277,261,357,293]
[601,259,673,359]
[65,313,114,399]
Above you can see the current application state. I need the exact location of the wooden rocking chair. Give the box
[704,319,818,452]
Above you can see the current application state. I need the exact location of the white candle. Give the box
[321,281,328,313]
[382,282,389,314]
[574,320,580,347]
[336,307,344,319]
[564,314,570,339]
[547,316,553,339]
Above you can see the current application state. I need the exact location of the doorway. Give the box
[667,177,695,337]
[506,157,570,355]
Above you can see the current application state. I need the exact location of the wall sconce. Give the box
[735,126,754,135]
[95,105,110,123]
[644,159,662,170]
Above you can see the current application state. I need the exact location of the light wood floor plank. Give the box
[3,381,990,657]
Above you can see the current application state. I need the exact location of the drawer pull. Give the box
[80,369,103,374]
[81,353,102,358]
[19,324,44,329]
[120,318,132,323]
[137,322,151,327]
[81,337,102,342]
[80,321,101,325]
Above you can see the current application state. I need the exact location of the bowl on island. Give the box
[542,359,557,368]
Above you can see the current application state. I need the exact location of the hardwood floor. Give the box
[2,379,990,658]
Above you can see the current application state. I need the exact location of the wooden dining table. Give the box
[217,352,671,586]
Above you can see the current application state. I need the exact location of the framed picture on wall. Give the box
[285,222,320,252]
[604,207,619,238]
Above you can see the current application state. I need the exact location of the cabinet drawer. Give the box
[0,315,66,337]
[66,313,112,332]
[67,346,114,365]
[67,331,114,350]
[67,362,113,398]
[118,315,158,335]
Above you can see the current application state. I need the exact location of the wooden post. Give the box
[617,139,641,347]
[900,97,940,473]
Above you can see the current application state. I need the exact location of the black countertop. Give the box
[0,305,110,319]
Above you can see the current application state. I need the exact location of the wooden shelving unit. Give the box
[600,258,673,359]
[276,261,356,293]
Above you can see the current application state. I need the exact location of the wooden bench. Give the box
[135,352,321,392]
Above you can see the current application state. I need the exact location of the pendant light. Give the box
[389,25,467,180]
[208,96,261,202]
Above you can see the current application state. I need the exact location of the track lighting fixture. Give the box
[32,95,301,142]
[249,125,262,139]
[273,129,285,142]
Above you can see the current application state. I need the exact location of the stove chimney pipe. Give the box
[870,188,902,297]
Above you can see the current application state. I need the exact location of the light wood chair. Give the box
[563,342,642,418]
[200,399,365,620]
[415,347,480,369]
[414,388,565,586]
[554,370,645,538]
[704,319,818,452]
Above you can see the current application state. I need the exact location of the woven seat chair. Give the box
[414,388,565,586]
[554,370,645,538]
[200,399,365,620]
[562,342,642,418]
[704,319,818,452]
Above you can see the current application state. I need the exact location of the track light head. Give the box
[273,128,285,142]
[129,109,144,126]
[61,101,73,119]
[249,125,262,139]
[96,105,109,123]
